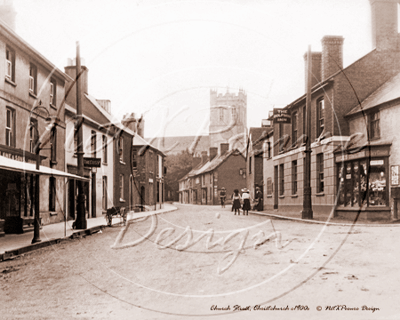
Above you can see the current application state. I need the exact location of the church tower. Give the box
[209,88,247,152]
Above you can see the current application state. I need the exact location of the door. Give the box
[274,165,278,209]
[91,173,96,218]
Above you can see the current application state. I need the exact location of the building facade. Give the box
[263,0,400,220]
[0,19,71,234]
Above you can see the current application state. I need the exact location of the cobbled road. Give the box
[1,203,399,320]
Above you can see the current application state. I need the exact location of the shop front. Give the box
[335,145,390,220]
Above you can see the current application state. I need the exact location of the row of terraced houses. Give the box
[0,4,164,235]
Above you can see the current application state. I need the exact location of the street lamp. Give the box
[29,100,59,243]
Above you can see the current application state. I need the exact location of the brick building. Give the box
[263,0,400,220]
[0,16,82,234]
[179,143,246,205]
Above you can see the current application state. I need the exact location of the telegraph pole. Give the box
[74,41,87,229]
[301,45,313,219]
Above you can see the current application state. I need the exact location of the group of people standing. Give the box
[219,187,263,215]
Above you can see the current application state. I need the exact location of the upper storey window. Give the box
[5,47,15,82]
[317,98,325,137]
[29,63,37,95]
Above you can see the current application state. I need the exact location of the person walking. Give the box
[254,186,263,211]
[232,189,241,215]
[242,188,251,215]
[219,187,227,208]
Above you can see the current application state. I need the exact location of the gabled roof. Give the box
[346,72,400,117]
[193,149,244,176]
[133,133,165,156]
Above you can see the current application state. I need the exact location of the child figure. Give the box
[232,189,241,215]
[219,187,227,208]
[242,188,251,215]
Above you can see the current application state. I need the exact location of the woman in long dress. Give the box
[242,188,251,215]
[232,189,241,215]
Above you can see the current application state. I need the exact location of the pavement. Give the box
[0,203,177,257]
[1,202,399,260]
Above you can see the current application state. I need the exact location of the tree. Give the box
[164,149,193,201]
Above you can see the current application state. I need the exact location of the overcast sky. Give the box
[13,0,373,138]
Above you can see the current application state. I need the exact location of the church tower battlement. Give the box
[209,88,247,152]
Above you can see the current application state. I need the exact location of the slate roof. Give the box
[346,72,400,117]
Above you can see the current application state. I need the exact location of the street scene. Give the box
[1,0,400,319]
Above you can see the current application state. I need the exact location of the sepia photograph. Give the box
[0,0,399,319]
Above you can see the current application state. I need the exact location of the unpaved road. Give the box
[1,204,399,320]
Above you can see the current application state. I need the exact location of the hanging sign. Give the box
[83,157,101,168]
[273,108,291,124]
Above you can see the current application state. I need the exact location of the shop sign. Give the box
[391,165,399,186]
[273,108,291,124]
[83,157,101,168]
[335,149,389,163]
[0,151,36,164]
[370,160,384,166]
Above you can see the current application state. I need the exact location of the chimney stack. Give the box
[304,51,322,91]
[65,60,89,106]
[321,36,344,81]
[209,147,218,161]
[201,151,208,164]
[370,0,399,51]
[220,143,229,156]
[0,0,16,32]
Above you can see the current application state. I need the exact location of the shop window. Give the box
[49,177,56,212]
[317,153,324,193]
[337,158,387,208]
[369,111,380,139]
[279,164,284,196]
[292,160,297,195]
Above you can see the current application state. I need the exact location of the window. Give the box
[5,47,15,82]
[29,119,38,153]
[267,141,271,158]
[119,174,124,201]
[370,111,380,139]
[249,156,252,174]
[50,127,57,165]
[6,107,15,147]
[132,148,137,170]
[50,79,56,107]
[292,160,297,195]
[317,98,324,137]
[317,153,324,193]
[49,177,56,211]
[292,111,298,147]
[102,176,107,210]
[29,63,37,95]
[219,107,224,122]
[231,106,236,122]
[91,131,96,158]
[279,123,284,152]
[102,135,107,164]
[74,127,78,155]
[266,177,273,195]
[279,163,284,195]
[118,135,124,162]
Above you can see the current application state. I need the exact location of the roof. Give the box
[192,149,244,176]
[85,93,136,136]
[0,155,88,181]
[133,134,165,156]
[346,72,400,116]
[146,135,210,155]
[249,127,273,145]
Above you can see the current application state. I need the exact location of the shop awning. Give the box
[0,155,88,181]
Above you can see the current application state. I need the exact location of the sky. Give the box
[12,0,373,138]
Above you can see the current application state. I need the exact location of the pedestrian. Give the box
[232,189,241,215]
[219,187,227,208]
[242,188,251,215]
[254,186,263,211]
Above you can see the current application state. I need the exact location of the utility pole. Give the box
[302,45,313,219]
[31,135,41,243]
[74,41,87,229]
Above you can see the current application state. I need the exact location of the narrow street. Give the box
[1,204,399,319]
